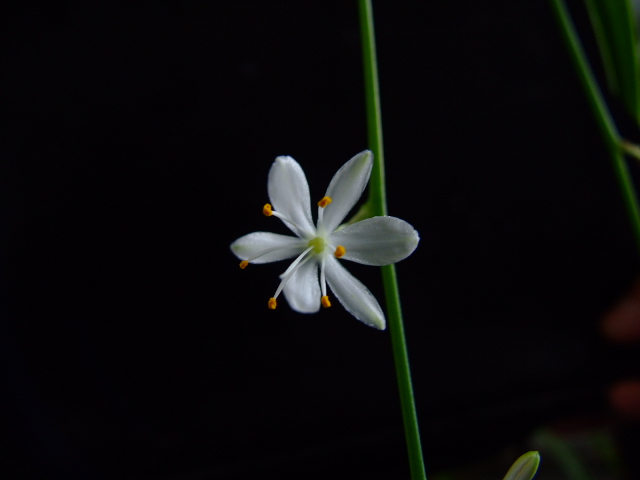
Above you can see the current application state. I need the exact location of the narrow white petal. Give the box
[324,255,385,329]
[320,150,373,233]
[283,258,321,313]
[230,232,307,263]
[268,156,315,238]
[329,216,420,266]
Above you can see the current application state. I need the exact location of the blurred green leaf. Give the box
[584,0,640,124]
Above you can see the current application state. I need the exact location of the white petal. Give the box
[268,156,315,238]
[230,232,307,263]
[329,216,419,266]
[324,255,385,329]
[283,258,321,313]
[320,150,373,233]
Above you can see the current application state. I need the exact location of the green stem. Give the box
[550,0,640,254]
[358,1,427,479]
[358,0,385,216]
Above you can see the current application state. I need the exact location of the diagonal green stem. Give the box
[550,0,640,254]
[358,1,427,479]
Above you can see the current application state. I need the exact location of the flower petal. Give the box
[268,156,315,238]
[329,216,419,266]
[324,255,385,329]
[230,232,307,263]
[320,150,373,233]
[283,258,321,313]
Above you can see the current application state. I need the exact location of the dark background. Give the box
[2,1,639,479]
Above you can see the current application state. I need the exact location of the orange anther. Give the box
[321,295,331,308]
[263,203,273,216]
[334,245,346,258]
[317,196,332,208]
[239,260,249,269]
[268,297,277,309]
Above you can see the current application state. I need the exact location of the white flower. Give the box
[230,150,419,330]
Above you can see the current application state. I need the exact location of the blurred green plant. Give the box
[549,1,639,479]
[550,0,640,253]
[584,0,640,124]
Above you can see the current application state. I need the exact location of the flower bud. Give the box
[502,451,540,480]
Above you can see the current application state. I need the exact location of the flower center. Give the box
[308,237,326,254]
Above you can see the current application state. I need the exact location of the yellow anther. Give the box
[321,295,331,308]
[334,245,346,258]
[263,203,273,216]
[317,196,332,208]
[239,260,249,269]
[268,297,277,309]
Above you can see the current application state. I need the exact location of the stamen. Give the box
[321,295,331,308]
[274,254,314,299]
[264,204,307,233]
[334,245,346,258]
[278,246,314,280]
[317,197,332,228]
[239,260,249,269]
[317,196,332,208]
[268,297,277,309]
[271,247,314,301]
[320,256,327,297]
[242,244,304,265]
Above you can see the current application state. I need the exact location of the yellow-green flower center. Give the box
[308,237,326,254]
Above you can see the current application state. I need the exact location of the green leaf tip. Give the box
[502,451,540,480]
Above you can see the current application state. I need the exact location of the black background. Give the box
[2,1,639,479]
